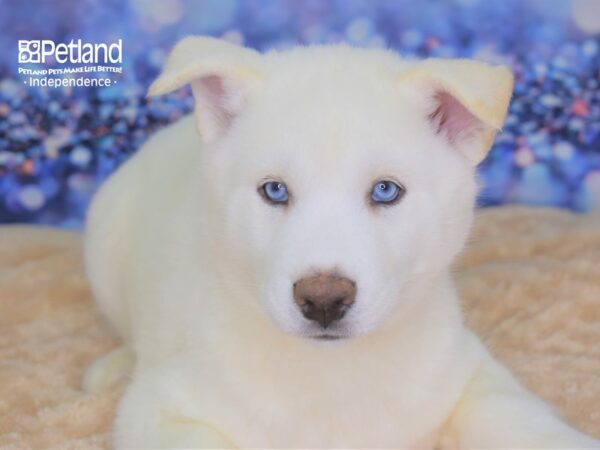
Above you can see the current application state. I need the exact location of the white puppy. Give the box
[84,37,600,449]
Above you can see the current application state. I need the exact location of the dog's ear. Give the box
[400,59,513,165]
[148,36,263,143]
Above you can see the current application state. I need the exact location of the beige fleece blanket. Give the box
[0,207,599,449]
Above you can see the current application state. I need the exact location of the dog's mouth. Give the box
[311,333,348,341]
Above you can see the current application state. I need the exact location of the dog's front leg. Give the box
[113,366,236,449]
[444,354,599,449]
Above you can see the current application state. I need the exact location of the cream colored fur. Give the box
[84,37,600,448]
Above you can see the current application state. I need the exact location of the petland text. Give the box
[18,39,122,64]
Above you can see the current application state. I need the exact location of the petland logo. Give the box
[18,39,123,88]
[19,39,122,64]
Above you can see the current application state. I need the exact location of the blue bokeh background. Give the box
[1,0,599,227]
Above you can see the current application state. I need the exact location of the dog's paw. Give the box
[82,346,133,392]
[154,420,237,449]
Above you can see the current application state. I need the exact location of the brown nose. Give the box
[293,273,356,329]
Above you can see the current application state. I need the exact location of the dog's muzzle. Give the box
[293,272,356,329]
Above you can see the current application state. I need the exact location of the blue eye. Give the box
[371,180,404,205]
[261,181,289,204]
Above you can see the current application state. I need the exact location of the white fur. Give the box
[84,38,600,449]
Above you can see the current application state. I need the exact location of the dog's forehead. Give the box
[228,46,442,177]
[235,106,433,184]
[252,46,431,136]
[262,45,410,100]
[246,72,420,156]
[242,47,426,146]
[264,44,409,77]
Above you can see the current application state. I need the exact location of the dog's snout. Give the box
[293,273,356,329]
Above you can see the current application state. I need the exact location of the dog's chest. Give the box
[179,355,466,448]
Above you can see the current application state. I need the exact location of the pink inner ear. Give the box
[428,90,482,143]
[197,74,235,130]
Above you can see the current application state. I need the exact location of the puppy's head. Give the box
[150,37,513,341]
